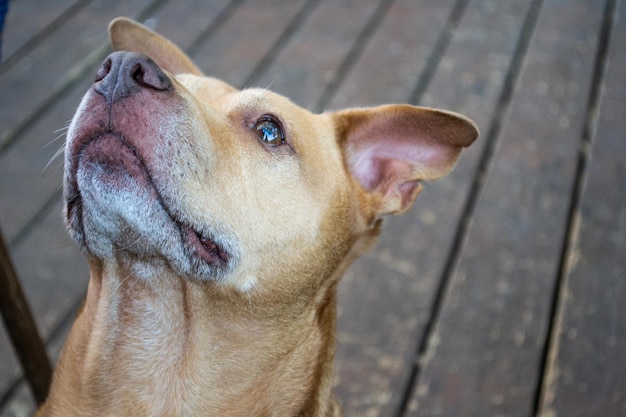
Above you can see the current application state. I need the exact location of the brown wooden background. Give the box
[0,0,624,416]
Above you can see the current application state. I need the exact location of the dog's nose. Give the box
[94,51,171,102]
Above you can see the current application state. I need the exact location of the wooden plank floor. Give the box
[0,0,624,416]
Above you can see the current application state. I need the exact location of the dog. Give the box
[36,17,477,417]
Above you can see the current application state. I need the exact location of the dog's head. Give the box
[64,17,477,305]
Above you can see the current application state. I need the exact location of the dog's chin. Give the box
[65,132,235,281]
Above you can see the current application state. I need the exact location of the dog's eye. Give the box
[253,116,285,147]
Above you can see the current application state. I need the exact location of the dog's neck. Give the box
[46,257,348,417]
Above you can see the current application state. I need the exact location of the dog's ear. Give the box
[332,105,478,216]
[108,17,203,76]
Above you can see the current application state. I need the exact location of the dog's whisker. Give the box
[53,120,72,134]
[52,124,70,135]
[261,80,274,93]
[44,143,67,172]
[45,125,70,148]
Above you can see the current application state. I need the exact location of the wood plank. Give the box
[1,0,85,64]
[0,303,78,416]
[139,0,233,52]
[0,73,90,244]
[250,0,385,109]
[0,202,86,398]
[538,1,626,415]
[0,74,91,406]
[330,0,537,415]
[0,224,51,405]
[407,0,608,416]
[328,0,454,109]
[188,0,313,88]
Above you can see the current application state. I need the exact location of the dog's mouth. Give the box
[182,225,231,268]
[66,133,231,275]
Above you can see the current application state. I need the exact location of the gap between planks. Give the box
[313,0,396,113]
[395,0,545,415]
[533,0,618,415]
[0,0,89,78]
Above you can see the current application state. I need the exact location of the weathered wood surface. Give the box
[0,225,51,405]
[0,1,624,416]
[408,0,611,416]
[539,1,626,416]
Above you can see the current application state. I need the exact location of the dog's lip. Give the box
[183,226,230,267]
[67,131,230,270]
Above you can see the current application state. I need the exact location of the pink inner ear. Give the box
[336,104,477,215]
[348,138,458,192]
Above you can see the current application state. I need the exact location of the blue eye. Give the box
[254,116,285,146]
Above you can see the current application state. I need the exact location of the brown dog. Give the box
[37,17,477,417]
